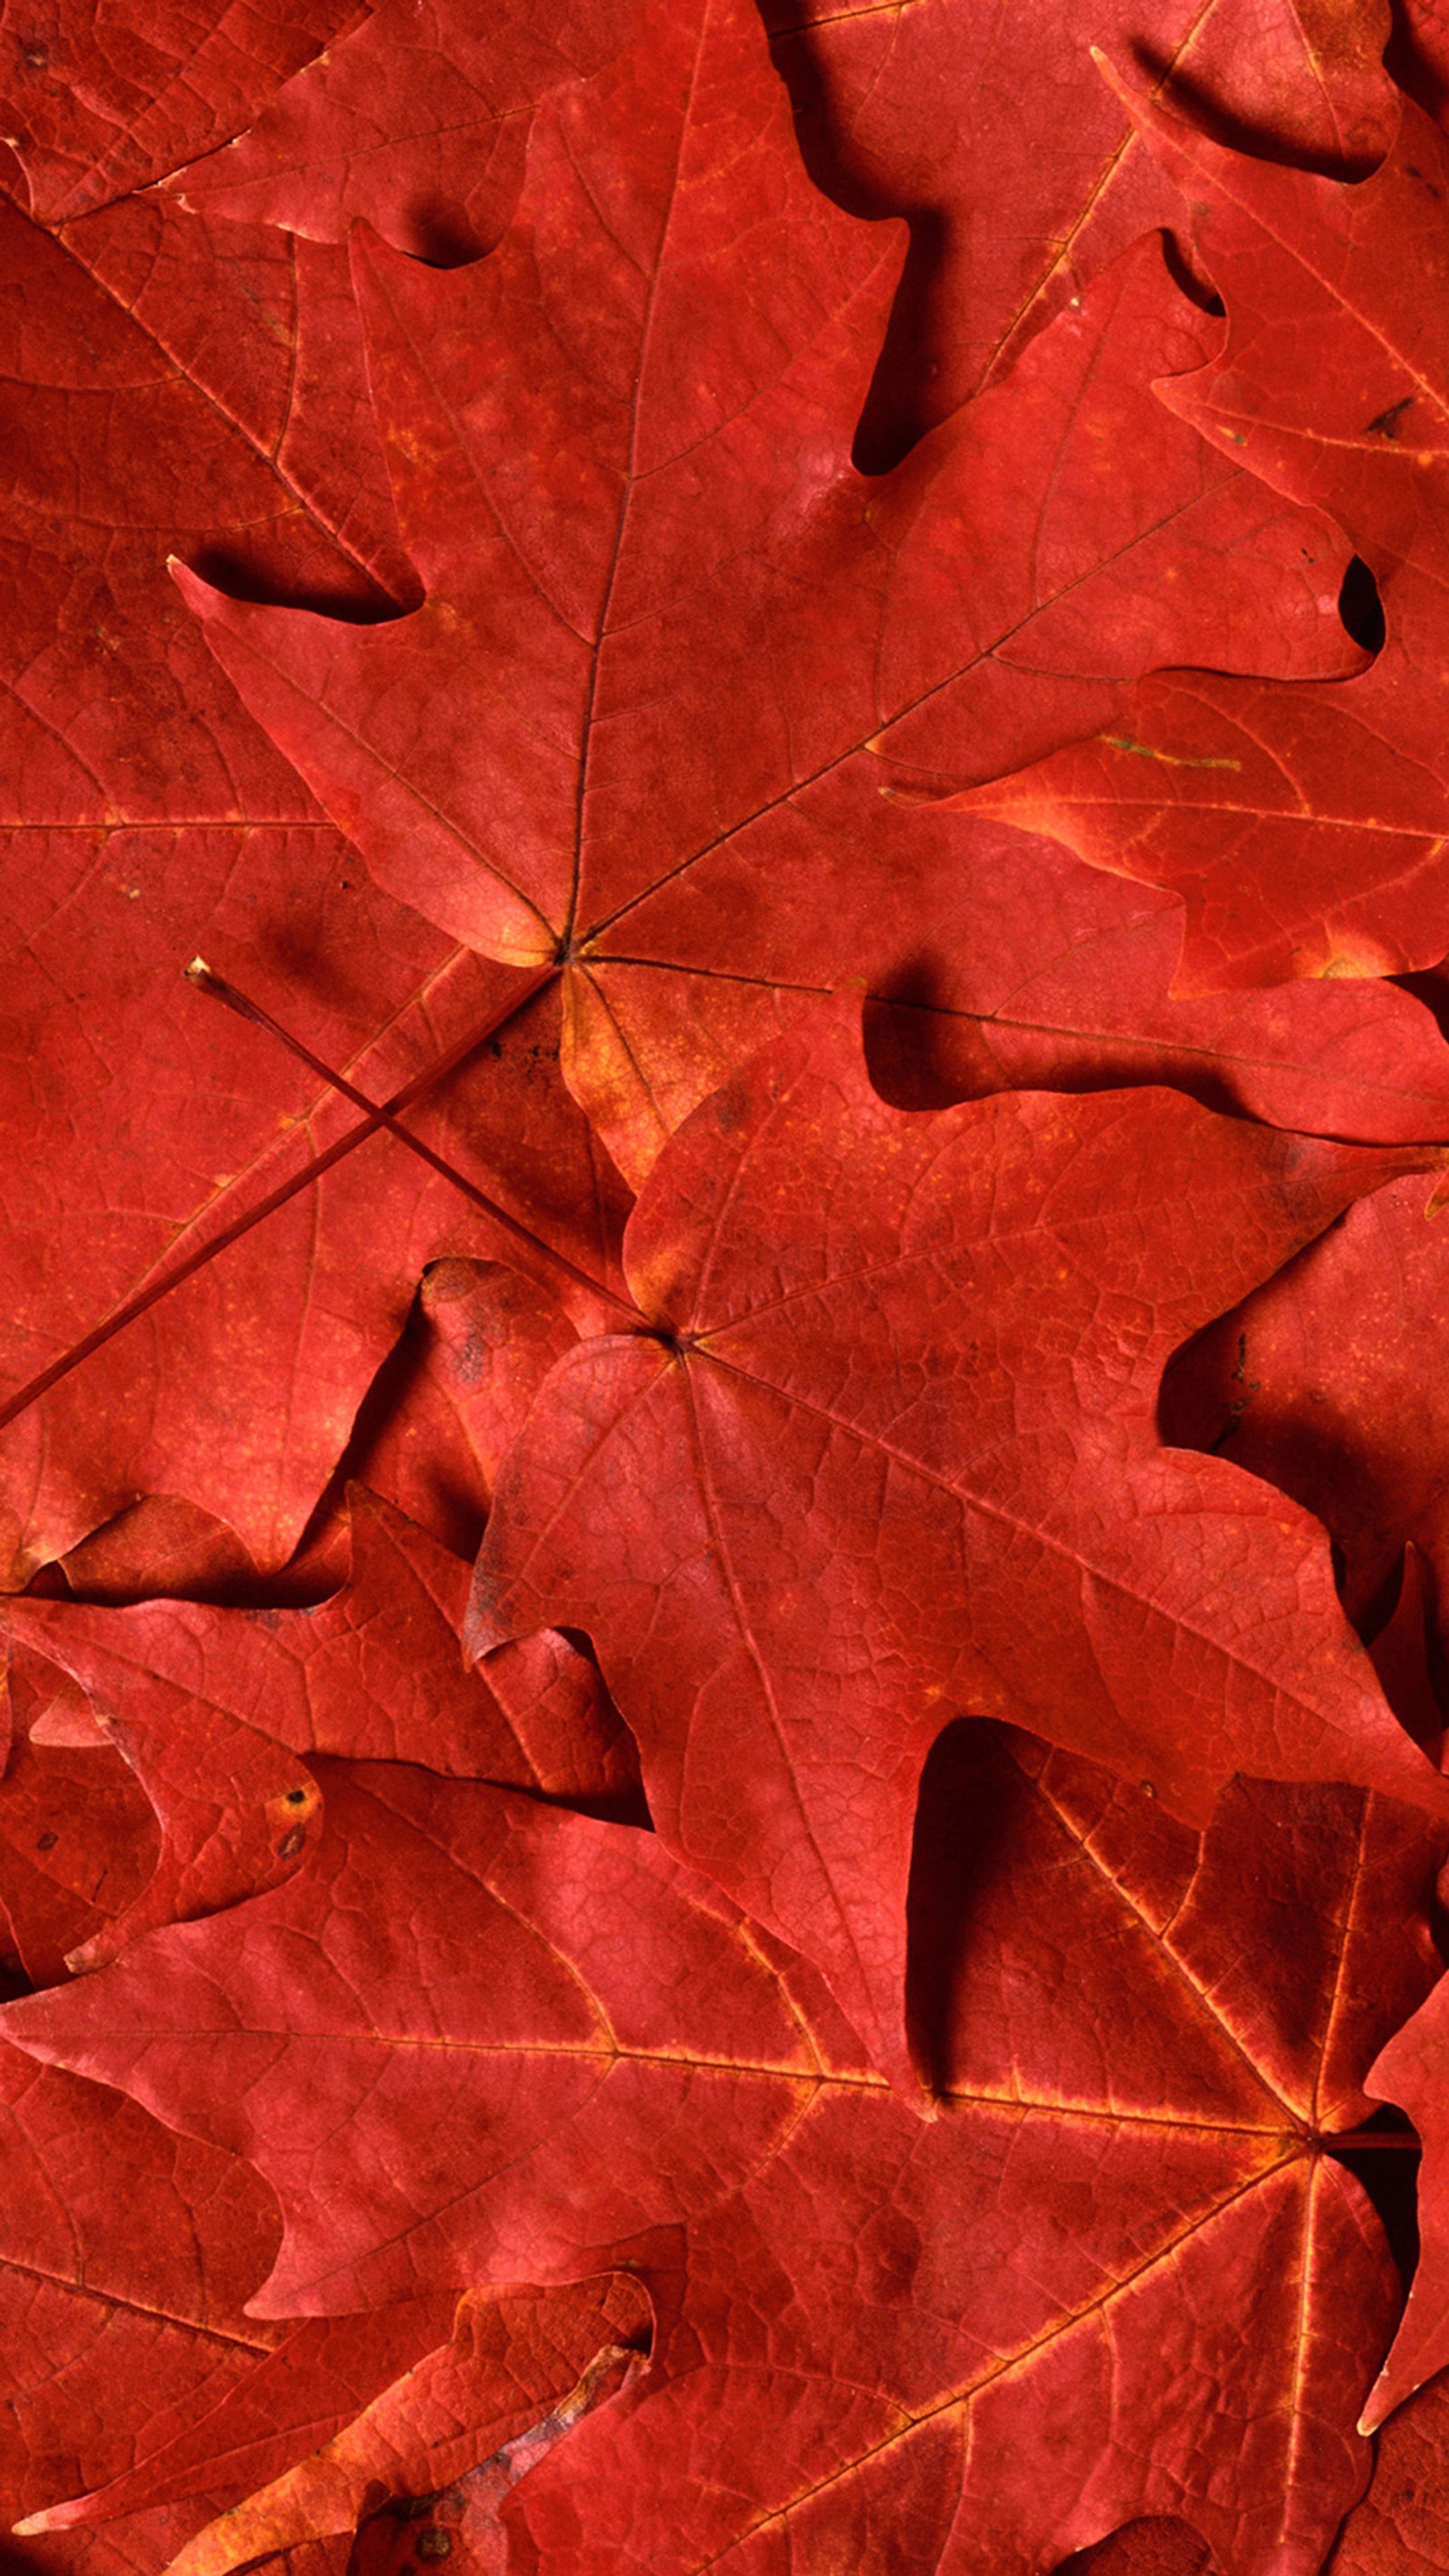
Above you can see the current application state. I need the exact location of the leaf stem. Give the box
[1326,2129,1420,2150]
[185,961,637,1322]
[0,962,614,1436]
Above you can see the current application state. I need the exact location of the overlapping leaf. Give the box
[5,5,1449,2571]
[24,2282,648,2576]
[175,0,638,262]
[1,1732,1440,2573]
[471,1004,1449,2069]
[940,69,1449,988]
[180,0,1365,1187]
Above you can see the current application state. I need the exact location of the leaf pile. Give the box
[10,2,1449,2571]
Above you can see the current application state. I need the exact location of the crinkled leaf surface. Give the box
[471,1006,1449,2072]
[1,1734,1439,2574]
[182,0,1360,1186]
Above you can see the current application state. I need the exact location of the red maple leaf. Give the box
[469,1003,1449,2068]
[0,1733,1440,2571]
[5,7,1449,2571]
[177,0,1360,1192]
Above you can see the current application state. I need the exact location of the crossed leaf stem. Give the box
[0,955,636,1440]
[183,960,637,1322]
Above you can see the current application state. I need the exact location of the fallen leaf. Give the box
[767,0,1398,449]
[0,2043,282,2533]
[155,2283,648,2576]
[338,1262,582,1555]
[1108,64,1449,596]
[865,822,1449,1138]
[1330,2367,1449,2569]
[941,628,1449,989]
[181,0,1359,1185]
[1158,1171,1449,1633]
[2,1731,1434,2573]
[471,1004,1449,2070]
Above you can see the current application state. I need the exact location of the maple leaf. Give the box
[466,1002,1449,2069]
[176,0,1403,443]
[178,0,1363,1188]
[12,2298,460,2543]
[1100,65,1449,598]
[8,10,1449,2570]
[337,1261,585,1555]
[938,607,1449,990]
[935,64,1449,991]
[0,941,629,1584]
[0,1668,159,1984]
[0,1485,642,1941]
[766,0,1401,448]
[0,128,633,1583]
[0,1733,1439,2573]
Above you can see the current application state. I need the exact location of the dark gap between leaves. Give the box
[1328,2103,1421,2284]
[185,543,418,625]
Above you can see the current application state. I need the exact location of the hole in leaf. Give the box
[1338,554,1386,654]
